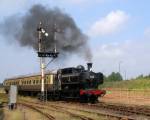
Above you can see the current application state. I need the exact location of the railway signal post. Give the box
[37,22,60,101]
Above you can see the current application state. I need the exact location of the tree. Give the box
[136,74,144,79]
[106,72,123,82]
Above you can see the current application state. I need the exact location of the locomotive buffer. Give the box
[37,22,61,101]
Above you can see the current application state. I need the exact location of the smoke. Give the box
[0,4,92,61]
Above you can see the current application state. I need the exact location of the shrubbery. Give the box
[104,72,123,82]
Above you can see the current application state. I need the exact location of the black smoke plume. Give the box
[1,4,92,61]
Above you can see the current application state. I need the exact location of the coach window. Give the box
[33,80,35,84]
[36,80,38,84]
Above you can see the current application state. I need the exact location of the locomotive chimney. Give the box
[87,63,92,71]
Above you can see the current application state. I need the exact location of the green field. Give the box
[99,78,150,90]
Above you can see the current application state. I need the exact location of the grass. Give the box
[99,78,150,90]
[0,93,8,103]
[4,109,23,120]
[0,88,5,94]
[2,106,44,120]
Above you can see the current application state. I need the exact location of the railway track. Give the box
[48,104,94,120]
[19,98,150,120]
[19,100,94,120]
[54,101,150,120]
[18,102,55,120]
[49,102,135,120]
[94,102,150,117]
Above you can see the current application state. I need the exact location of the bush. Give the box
[106,72,123,82]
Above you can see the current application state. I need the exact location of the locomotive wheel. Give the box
[80,95,88,103]
[89,95,97,104]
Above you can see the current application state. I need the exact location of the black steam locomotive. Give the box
[4,63,106,103]
[56,63,105,102]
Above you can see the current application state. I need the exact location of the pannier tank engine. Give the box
[58,63,106,103]
[3,63,106,103]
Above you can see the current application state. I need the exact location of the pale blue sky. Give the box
[1,0,150,82]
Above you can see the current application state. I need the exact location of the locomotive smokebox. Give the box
[87,63,92,71]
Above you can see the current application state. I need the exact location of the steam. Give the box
[1,4,92,61]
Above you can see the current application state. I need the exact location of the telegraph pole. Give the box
[119,61,122,74]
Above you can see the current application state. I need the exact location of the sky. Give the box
[0,0,150,82]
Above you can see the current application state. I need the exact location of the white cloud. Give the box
[88,10,129,37]
[92,38,150,79]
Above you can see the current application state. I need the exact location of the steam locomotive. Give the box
[3,63,106,103]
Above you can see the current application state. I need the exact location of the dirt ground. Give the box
[100,88,150,106]
[1,105,43,120]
